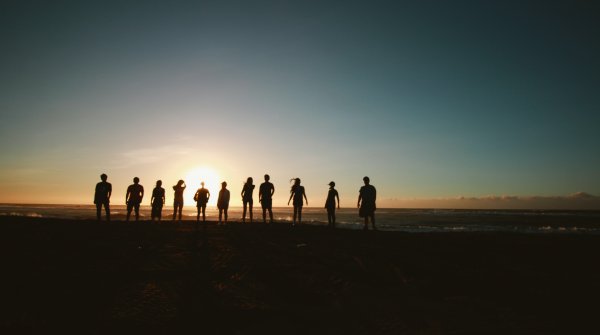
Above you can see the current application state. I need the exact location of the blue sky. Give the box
[1,0,599,208]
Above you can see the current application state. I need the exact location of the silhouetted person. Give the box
[194,181,210,222]
[173,179,186,221]
[357,176,376,230]
[241,177,254,223]
[325,181,340,228]
[259,174,275,224]
[288,178,308,226]
[151,180,165,221]
[94,173,112,221]
[217,182,230,224]
[126,177,144,221]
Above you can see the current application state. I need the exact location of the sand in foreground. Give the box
[0,217,599,334]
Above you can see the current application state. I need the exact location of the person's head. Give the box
[328,181,335,188]
[363,176,370,185]
[201,181,205,187]
[133,177,140,184]
[290,178,300,192]
[264,174,270,182]
[156,180,162,187]
[246,177,253,185]
[100,173,108,182]
[221,181,227,189]
[177,179,184,186]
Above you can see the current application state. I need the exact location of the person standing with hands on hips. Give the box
[126,177,144,222]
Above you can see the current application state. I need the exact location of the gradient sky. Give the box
[1,0,599,208]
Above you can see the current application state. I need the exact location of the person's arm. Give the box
[357,192,362,208]
[140,186,144,202]
[303,189,308,206]
[336,191,340,209]
[259,186,263,202]
[271,184,275,197]
[151,192,155,206]
[287,191,293,205]
[241,187,245,199]
[207,190,210,201]
[126,187,130,204]
[107,184,112,201]
[162,189,165,204]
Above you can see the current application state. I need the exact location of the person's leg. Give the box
[268,207,273,223]
[298,206,303,224]
[202,205,206,222]
[196,206,200,222]
[249,202,253,223]
[327,208,335,227]
[134,203,140,221]
[105,203,110,222]
[173,204,177,220]
[371,213,376,230]
[262,208,267,223]
[292,206,297,225]
[177,204,183,221]
[332,209,336,228]
[96,203,102,220]
[242,202,247,223]
[218,208,222,224]
[224,208,228,222]
[364,217,369,230]
[126,204,133,221]
[158,206,162,221]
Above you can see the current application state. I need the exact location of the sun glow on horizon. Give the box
[184,167,221,206]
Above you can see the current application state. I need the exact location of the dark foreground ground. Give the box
[0,217,599,334]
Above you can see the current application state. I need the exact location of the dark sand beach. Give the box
[1,217,599,334]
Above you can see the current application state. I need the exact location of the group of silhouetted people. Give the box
[94,174,378,230]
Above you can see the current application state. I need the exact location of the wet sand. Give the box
[1,217,599,334]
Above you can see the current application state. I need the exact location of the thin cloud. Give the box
[111,145,192,169]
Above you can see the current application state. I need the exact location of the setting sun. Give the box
[184,167,221,206]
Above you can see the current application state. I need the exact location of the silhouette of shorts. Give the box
[261,199,272,210]
[127,202,141,212]
[359,204,375,218]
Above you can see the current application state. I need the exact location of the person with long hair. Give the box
[287,178,308,226]
[172,179,186,221]
[241,177,255,223]
[151,180,165,221]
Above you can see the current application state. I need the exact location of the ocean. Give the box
[2,204,600,234]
